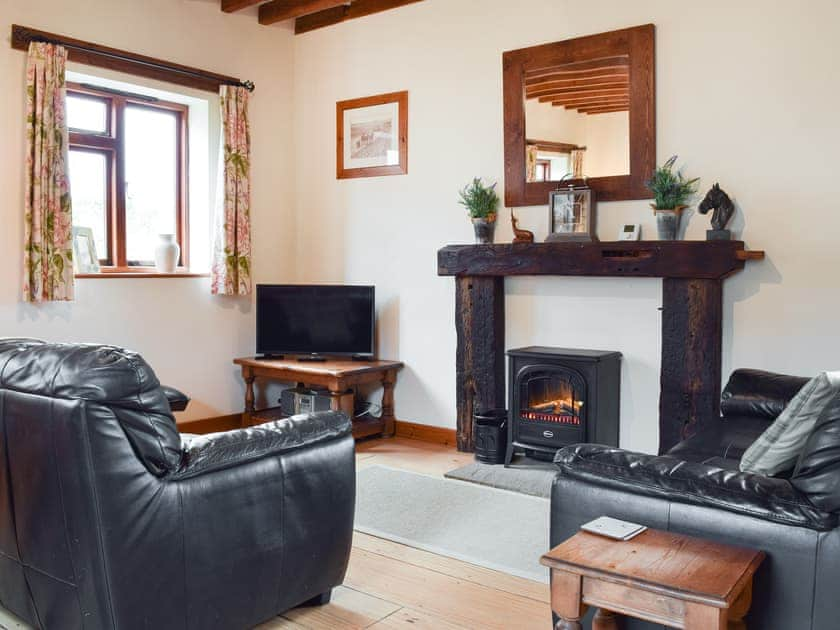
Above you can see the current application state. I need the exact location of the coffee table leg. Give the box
[551,570,586,630]
[593,608,620,630]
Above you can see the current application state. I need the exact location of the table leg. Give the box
[685,603,727,630]
[593,608,620,630]
[381,369,397,437]
[551,570,586,630]
[243,368,256,427]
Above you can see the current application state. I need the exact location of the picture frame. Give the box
[336,91,408,179]
[546,185,595,242]
[72,226,100,274]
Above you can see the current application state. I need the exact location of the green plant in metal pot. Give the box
[459,178,500,244]
[646,155,700,240]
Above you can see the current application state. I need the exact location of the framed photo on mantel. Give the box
[337,90,408,179]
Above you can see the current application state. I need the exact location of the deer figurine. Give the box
[510,209,534,244]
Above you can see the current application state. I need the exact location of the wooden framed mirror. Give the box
[503,24,655,205]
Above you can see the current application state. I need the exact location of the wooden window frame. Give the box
[67,82,190,273]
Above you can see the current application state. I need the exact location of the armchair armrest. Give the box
[175,410,352,480]
[555,444,836,530]
[161,384,190,412]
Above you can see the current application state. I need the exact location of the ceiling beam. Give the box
[259,0,350,25]
[579,106,629,115]
[562,101,629,111]
[524,56,629,78]
[552,93,630,105]
[221,0,264,12]
[525,80,628,96]
[532,88,628,102]
[525,71,629,87]
[295,0,423,34]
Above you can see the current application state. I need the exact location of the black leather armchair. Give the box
[551,369,840,629]
[0,339,355,629]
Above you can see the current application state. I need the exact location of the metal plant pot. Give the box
[652,205,687,241]
[472,216,497,244]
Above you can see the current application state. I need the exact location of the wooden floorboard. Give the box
[261,436,550,630]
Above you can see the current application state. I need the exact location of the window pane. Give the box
[125,105,179,265]
[67,95,108,134]
[68,150,108,261]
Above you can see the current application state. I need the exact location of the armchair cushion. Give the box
[176,410,352,480]
[555,443,835,530]
[793,393,840,512]
[721,369,808,420]
[0,338,182,476]
[740,371,840,475]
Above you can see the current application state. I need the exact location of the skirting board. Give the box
[178,413,242,434]
[394,420,457,446]
[178,414,457,447]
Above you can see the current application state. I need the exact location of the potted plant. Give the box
[459,177,500,244]
[646,155,700,240]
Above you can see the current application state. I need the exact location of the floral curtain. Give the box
[23,42,74,302]
[570,148,585,179]
[211,85,252,296]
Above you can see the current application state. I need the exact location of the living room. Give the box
[1,0,839,628]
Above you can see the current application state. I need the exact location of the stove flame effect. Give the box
[521,377,584,425]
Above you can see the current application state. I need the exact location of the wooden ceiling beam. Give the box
[295,0,423,34]
[532,88,628,102]
[579,106,630,115]
[221,0,264,12]
[259,0,350,25]
[524,55,629,78]
[552,93,630,105]
[563,101,629,111]
[525,71,629,87]
[525,80,628,97]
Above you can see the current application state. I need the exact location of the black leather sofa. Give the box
[551,369,840,629]
[0,339,355,629]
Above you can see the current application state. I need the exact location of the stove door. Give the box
[513,364,587,447]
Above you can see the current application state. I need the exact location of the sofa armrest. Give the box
[175,410,352,480]
[555,444,836,530]
[161,385,190,412]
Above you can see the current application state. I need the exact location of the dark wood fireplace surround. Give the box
[438,240,764,454]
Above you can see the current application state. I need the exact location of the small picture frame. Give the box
[337,91,408,179]
[72,227,100,274]
[546,185,595,242]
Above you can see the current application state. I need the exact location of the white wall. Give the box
[0,0,296,421]
[584,111,630,177]
[524,99,585,145]
[292,0,840,453]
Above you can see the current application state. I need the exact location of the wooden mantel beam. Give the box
[259,0,350,24]
[295,0,423,34]
[221,0,264,12]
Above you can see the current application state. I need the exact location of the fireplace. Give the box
[505,347,621,463]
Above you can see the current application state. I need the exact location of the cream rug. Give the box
[355,465,550,583]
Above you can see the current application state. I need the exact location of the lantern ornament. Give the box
[546,184,595,242]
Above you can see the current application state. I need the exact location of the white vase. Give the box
[154,234,180,273]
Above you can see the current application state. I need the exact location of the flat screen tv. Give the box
[256,284,375,359]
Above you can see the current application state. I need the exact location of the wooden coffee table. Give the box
[540,528,764,630]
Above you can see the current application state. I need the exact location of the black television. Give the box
[256,284,375,359]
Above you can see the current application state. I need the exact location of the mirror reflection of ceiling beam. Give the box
[524,55,629,77]
[536,89,628,102]
[525,70,629,86]
[552,94,630,105]
[526,81,628,98]
[577,105,630,115]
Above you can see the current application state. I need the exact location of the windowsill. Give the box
[76,268,209,279]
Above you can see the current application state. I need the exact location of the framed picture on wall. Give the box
[336,91,408,179]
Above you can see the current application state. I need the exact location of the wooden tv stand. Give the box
[233,356,403,439]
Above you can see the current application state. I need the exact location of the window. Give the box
[67,84,188,270]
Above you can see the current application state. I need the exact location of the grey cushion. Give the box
[740,371,840,475]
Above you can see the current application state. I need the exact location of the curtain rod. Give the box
[11,24,255,93]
